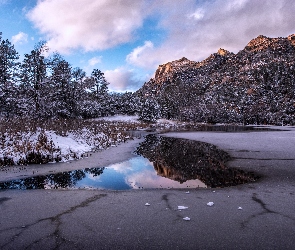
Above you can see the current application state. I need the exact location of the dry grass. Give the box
[0,118,149,166]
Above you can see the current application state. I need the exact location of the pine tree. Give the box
[139,98,160,122]
[71,67,86,117]
[49,56,73,117]
[91,69,109,96]
[89,69,110,117]
[19,42,48,118]
[0,32,19,117]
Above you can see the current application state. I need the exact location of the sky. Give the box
[0,0,294,92]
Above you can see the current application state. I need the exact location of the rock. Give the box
[137,34,295,125]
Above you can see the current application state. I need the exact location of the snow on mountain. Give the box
[137,34,295,125]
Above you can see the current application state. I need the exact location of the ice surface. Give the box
[178,206,188,210]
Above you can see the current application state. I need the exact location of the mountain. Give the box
[137,34,295,125]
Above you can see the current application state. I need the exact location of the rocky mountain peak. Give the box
[217,48,230,56]
[244,34,295,53]
[288,34,295,46]
[154,57,197,82]
[244,35,271,52]
[138,34,295,125]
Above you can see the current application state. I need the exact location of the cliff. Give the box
[137,34,295,125]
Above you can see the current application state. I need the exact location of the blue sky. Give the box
[0,0,294,92]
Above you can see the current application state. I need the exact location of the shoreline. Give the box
[1,126,295,249]
[0,137,144,183]
[162,126,295,188]
[1,125,294,185]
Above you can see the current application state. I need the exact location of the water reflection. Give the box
[0,157,205,190]
[135,134,259,188]
[0,168,104,190]
[0,135,259,190]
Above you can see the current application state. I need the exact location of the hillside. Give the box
[137,34,295,125]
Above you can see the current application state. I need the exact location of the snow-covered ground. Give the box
[0,118,148,166]
[95,115,140,123]
[0,115,227,167]
[0,129,116,165]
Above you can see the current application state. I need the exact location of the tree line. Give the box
[0,32,142,120]
[5,30,293,125]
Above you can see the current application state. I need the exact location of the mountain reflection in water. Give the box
[135,134,259,188]
[0,157,206,190]
[0,135,259,190]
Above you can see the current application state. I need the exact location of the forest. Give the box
[0,31,148,166]
[1,32,295,125]
[0,32,143,120]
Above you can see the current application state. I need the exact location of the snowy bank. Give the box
[0,118,148,166]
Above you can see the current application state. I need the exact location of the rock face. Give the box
[137,34,295,125]
[154,57,198,83]
[217,48,230,56]
[288,34,295,46]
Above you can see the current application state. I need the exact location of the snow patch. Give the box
[46,131,93,162]
[95,115,140,123]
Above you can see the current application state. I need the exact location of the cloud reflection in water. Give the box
[76,157,206,190]
[0,135,259,190]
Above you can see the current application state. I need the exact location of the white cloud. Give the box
[104,67,143,92]
[83,56,102,75]
[188,8,205,20]
[88,56,102,67]
[127,0,295,69]
[224,0,248,11]
[27,0,145,53]
[26,0,295,77]
[11,32,28,45]
[126,41,155,68]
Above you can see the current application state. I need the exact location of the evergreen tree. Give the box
[89,69,110,116]
[139,98,160,122]
[50,56,73,117]
[20,42,48,118]
[91,69,109,96]
[71,67,86,117]
[0,32,19,117]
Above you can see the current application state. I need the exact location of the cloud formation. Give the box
[83,56,103,75]
[126,41,155,68]
[27,0,145,53]
[104,67,143,92]
[127,0,295,68]
[27,0,295,81]
[88,56,102,67]
[11,32,28,45]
